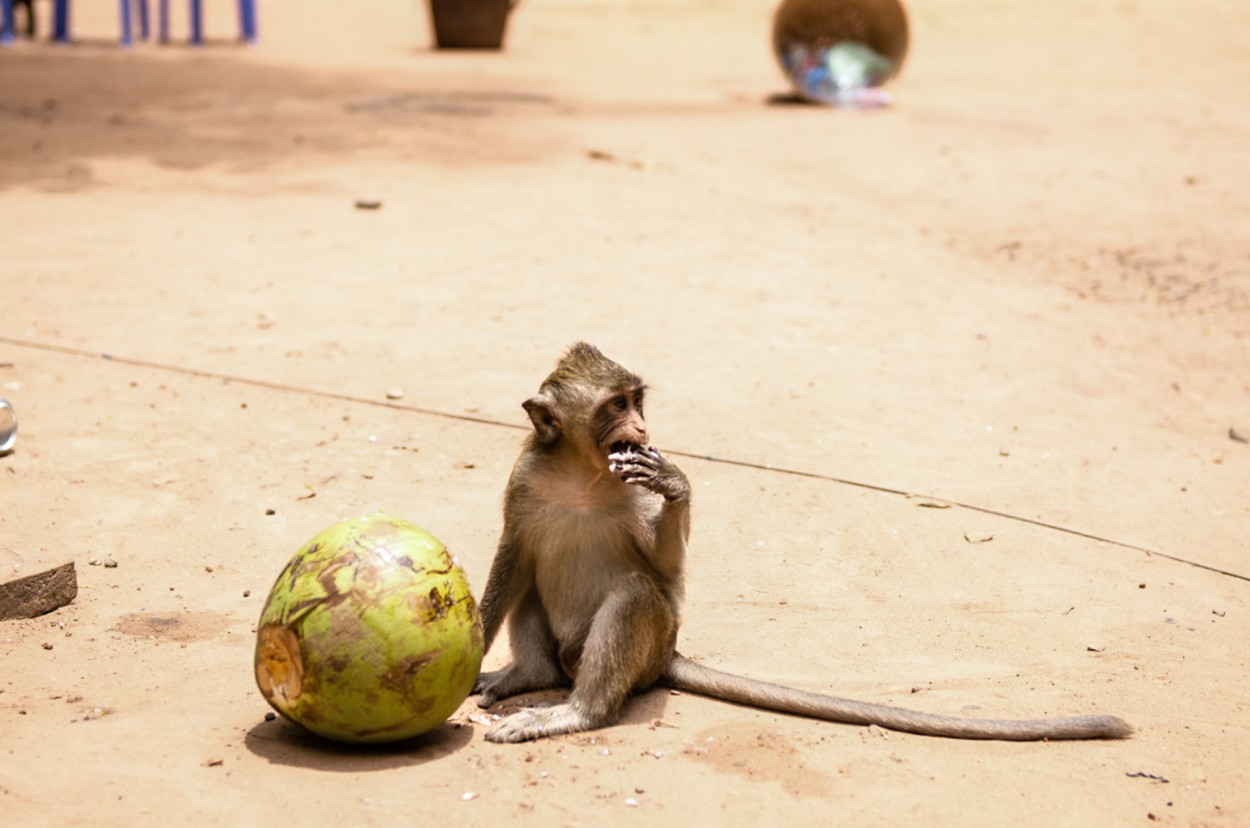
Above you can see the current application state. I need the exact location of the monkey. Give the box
[472,343,1132,743]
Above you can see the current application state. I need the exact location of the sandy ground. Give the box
[2,0,1248,824]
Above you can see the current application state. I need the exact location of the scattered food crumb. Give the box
[41,642,54,650]
[386,388,404,400]
[461,792,479,802]
[243,590,251,598]
[354,199,382,210]
[963,532,994,544]
[264,712,277,722]
[1229,427,1247,444]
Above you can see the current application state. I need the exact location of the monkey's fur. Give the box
[473,343,1132,743]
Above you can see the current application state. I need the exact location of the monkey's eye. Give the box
[611,396,629,412]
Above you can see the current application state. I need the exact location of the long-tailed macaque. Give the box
[473,343,1132,743]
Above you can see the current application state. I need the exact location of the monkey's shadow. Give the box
[243,715,473,772]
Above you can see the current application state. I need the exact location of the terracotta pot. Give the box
[429,0,516,50]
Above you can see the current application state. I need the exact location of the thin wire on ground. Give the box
[2,334,1244,583]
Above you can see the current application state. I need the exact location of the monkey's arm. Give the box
[611,447,691,581]
[476,532,532,654]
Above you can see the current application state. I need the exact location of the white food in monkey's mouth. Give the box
[607,442,644,473]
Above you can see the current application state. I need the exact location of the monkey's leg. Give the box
[474,590,569,708]
[486,573,676,743]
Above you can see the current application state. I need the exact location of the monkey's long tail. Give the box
[662,653,1132,741]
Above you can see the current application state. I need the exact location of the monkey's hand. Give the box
[472,669,508,708]
[473,661,566,709]
[608,446,690,502]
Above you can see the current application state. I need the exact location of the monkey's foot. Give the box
[484,704,593,743]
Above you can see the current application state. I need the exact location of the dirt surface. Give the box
[2,0,1248,824]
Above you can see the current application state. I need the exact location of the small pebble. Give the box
[265,712,277,722]
[386,389,404,400]
[41,642,54,650]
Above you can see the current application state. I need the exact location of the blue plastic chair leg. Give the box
[119,0,133,45]
[239,0,256,43]
[53,0,69,42]
[0,0,15,46]
[158,0,168,41]
[1,0,16,46]
[137,0,149,39]
[189,0,201,43]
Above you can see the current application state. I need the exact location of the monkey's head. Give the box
[522,342,649,466]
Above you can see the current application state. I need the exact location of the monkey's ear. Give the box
[522,395,563,445]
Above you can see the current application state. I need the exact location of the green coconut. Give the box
[254,514,483,743]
